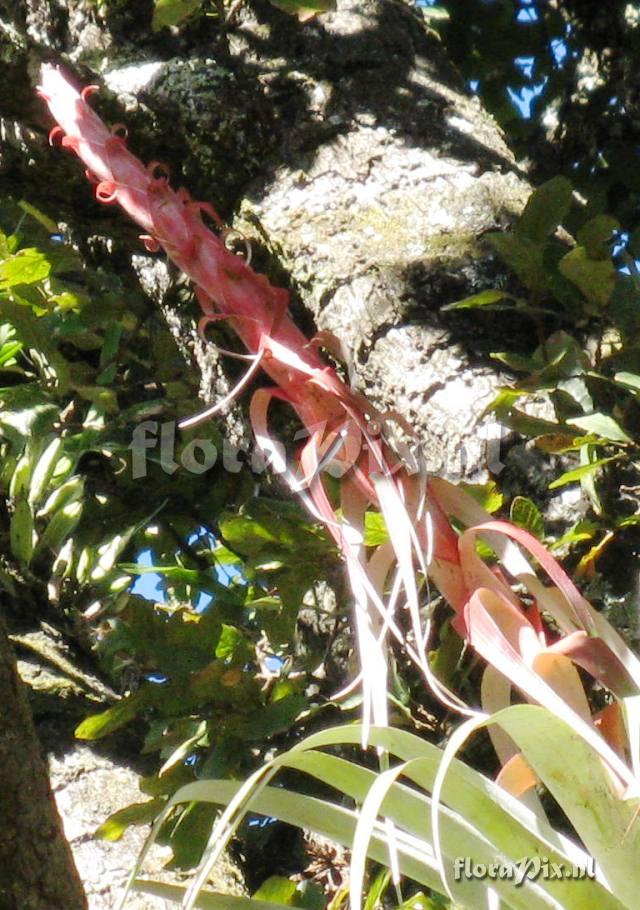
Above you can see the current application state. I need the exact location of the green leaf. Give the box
[152,0,202,30]
[75,694,143,740]
[491,706,640,910]
[509,496,544,539]
[243,694,307,740]
[363,870,391,910]
[459,481,503,514]
[268,0,336,20]
[421,5,449,21]
[0,248,51,288]
[395,893,443,910]
[577,215,619,260]
[550,519,599,550]
[613,371,640,394]
[618,514,640,528]
[517,177,573,242]
[49,291,86,310]
[610,277,640,334]
[96,799,164,841]
[293,882,326,910]
[364,510,389,546]
[486,233,545,292]
[566,413,632,444]
[485,386,530,417]
[0,339,23,366]
[134,880,302,910]
[548,456,618,490]
[558,247,616,308]
[429,619,464,685]
[164,724,623,910]
[10,495,34,564]
[442,289,514,311]
[16,200,59,233]
[215,625,249,664]
[490,350,537,372]
[253,878,297,905]
[500,408,563,437]
[163,801,218,867]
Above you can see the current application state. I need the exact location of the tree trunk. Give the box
[0,612,87,910]
[2,0,530,476]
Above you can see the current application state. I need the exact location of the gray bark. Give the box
[229,0,531,476]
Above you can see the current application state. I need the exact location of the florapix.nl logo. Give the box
[129,418,507,483]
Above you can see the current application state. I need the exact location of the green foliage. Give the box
[152,0,203,31]
[121,718,635,910]
[253,876,325,909]
[452,176,640,582]
[509,496,544,540]
[0,201,344,869]
[430,3,640,242]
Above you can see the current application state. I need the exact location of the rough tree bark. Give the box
[0,613,87,910]
[0,0,532,905]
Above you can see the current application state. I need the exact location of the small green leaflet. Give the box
[268,0,336,20]
[567,413,632,444]
[510,496,544,539]
[558,247,617,308]
[96,799,164,842]
[75,693,143,740]
[0,248,51,288]
[517,176,573,243]
[486,233,545,293]
[577,214,619,260]
[613,371,640,394]
[548,456,618,490]
[152,0,202,31]
[442,289,514,311]
[460,481,503,514]
[364,510,389,546]
[253,877,325,910]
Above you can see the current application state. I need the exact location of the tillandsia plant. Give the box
[38,65,640,908]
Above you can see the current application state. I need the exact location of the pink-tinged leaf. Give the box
[458,526,522,610]
[547,631,637,699]
[531,652,592,723]
[467,519,596,634]
[465,588,636,790]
